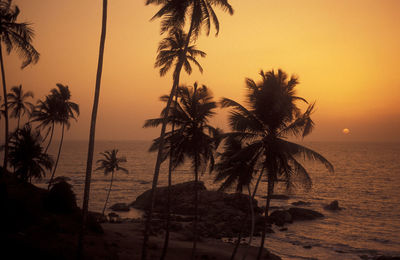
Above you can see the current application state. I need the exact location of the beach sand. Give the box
[100,222,280,260]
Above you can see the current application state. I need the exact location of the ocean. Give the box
[35,140,400,260]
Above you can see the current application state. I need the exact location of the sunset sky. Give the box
[1,0,400,142]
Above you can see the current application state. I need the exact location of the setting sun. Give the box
[342,128,350,135]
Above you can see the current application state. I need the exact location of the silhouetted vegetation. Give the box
[7,84,34,130]
[219,69,334,259]
[8,124,53,182]
[0,0,40,175]
[143,1,234,259]
[96,149,128,216]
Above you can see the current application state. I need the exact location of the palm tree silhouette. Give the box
[220,69,334,260]
[31,95,59,153]
[8,124,53,182]
[7,85,34,129]
[46,84,79,189]
[145,83,220,259]
[96,149,128,216]
[215,136,264,260]
[143,2,233,258]
[0,0,39,175]
[78,1,108,258]
[154,27,205,260]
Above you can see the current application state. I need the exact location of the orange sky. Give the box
[1,0,399,142]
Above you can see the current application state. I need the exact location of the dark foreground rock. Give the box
[0,173,114,260]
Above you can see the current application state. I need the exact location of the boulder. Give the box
[324,200,342,211]
[269,210,292,226]
[262,194,290,200]
[291,201,312,206]
[110,203,130,212]
[288,207,324,221]
[131,181,263,238]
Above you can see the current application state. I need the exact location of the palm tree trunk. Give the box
[44,123,54,154]
[17,114,20,130]
[78,0,107,258]
[256,175,274,260]
[102,171,114,216]
[141,17,195,260]
[0,43,10,176]
[230,168,264,260]
[47,122,64,189]
[160,94,178,260]
[191,153,200,260]
[241,185,255,260]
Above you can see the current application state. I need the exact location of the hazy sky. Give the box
[1,0,400,142]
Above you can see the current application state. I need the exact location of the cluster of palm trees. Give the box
[1,83,79,184]
[0,1,334,259]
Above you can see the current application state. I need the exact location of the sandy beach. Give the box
[99,222,279,260]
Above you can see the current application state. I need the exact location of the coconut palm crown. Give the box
[7,84,34,129]
[220,69,334,259]
[155,28,206,77]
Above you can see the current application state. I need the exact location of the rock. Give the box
[324,200,342,211]
[110,203,130,212]
[131,181,263,239]
[279,227,288,232]
[262,194,290,200]
[303,245,312,249]
[269,210,292,226]
[288,207,324,221]
[374,256,400,260]
[291,200,312,206]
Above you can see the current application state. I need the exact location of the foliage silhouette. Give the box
[143,1,233,258]
[8,124,53,182]
[220,69,334,260]
[39,84,79,189]
[145,83,221,259]
[7,84,34,129]
[96,149,128,216]
[0,0,39,175]
[154,27,205,259]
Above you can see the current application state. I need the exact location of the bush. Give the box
[44,181,77,214]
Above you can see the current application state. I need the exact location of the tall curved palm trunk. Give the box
[0,43,9,175]
[47,122,65,189]
[230,169,264,260]
[256,173,275,260]
[160,94,178,260]
[44,123,55,154]
[78,0,108,258]
[141,18,195,260]
[102,171,114,216]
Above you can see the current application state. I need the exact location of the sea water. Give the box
[35,141,400,259]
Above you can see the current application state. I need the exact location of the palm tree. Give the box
[8,124,53,182]
[220,69,334,260]
[96,149,128,216]
[0,0,40,175]
[31,95,59,153]
[154,27,206,260]
[143,2,233,258]
[46,84,79,189]
[78,0,108,258]
[215,136,264,260]
[145,83,220,259]
[7,84,34,129]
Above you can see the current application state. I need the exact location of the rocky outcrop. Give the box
[131,181,264,238]
[291,200,311,206]
[288,207,324,221]
[324,200,342,211]
[269,207,324,226]
[110,203,130,212]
